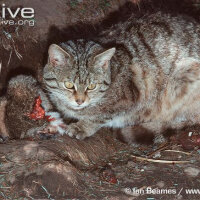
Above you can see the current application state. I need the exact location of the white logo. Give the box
[0,4,35,26]
[1,3,34,19]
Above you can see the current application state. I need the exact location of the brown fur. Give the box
[0,97,9,138]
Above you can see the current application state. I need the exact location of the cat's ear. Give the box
[48,44,70,67]
[94,48,116,70]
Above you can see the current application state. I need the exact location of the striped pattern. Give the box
[42,12,200,141]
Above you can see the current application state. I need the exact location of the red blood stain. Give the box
[28,96,55,122]
[109,176,117,184]
[46,115,56,122]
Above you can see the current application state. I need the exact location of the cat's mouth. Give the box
[72,106,86,110]
[67,98,91,110]
[71,104,88,110]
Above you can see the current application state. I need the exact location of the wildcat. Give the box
[1,12,200,143]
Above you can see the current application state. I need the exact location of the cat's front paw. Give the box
[65,123,90,140]
[45,112,67,135]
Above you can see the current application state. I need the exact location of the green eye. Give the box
[87,84,96,90]
[64,82,74,89]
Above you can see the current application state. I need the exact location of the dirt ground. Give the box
[0,0,200,199]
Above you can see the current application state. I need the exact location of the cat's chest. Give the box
[64,109,129,127]
[62,107,92,120]
[63,109,81,119]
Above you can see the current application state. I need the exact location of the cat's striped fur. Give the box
[42,12,200,142]
[2,12,200,142]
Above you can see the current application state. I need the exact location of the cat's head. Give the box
[43,40,116,110]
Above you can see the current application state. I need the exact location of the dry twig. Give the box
[131,155,190,164]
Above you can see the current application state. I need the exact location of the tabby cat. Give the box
[1,12,200,143]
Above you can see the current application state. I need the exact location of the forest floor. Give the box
[0,0,200,199]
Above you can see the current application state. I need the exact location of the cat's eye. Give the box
[64,82,74,89]
[87,84,96,90]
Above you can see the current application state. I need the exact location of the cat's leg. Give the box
[64,120,101,140]
[43,111,66,135]
[118,121,171,146]
[166,58,200,106]
[159,58,200,139]
[118,126,155,145]
[35,91,67,136]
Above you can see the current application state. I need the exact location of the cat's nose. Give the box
[76,98,85,105]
